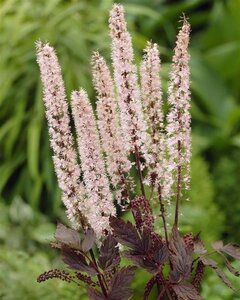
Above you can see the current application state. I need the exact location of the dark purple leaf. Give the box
[87,287,106,300]
[212,242,240,276]
[124,251,158,273]
[213,252,240,277]
[212,241,240,261]
[98,234,120,271]
[55,223,81,249]
[200,257,217,268]
[193,235,207,255]
[212,240,224,251]
[62,246,98,276]
[108,287,133,300]
[153,240,169,265]
[108,266,136,300]
[172,283,203,300]
[221,255,240,277]
[141,228,152,252]
[82,228,96,252]
[170,226,192,281]
[110,266,136,288]
[109,216,143,251]
[215,268,237,291]
[200,257,237,291]
[222,244,240,260]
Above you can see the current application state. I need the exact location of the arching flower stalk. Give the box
[166,17,191,227]
[92,52,132,206]
[71,89,116,238]
[36,41,86,229]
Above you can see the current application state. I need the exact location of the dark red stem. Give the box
[134,145,146,198]
[89,249,108,297]
[157,185,169,247]
[174,140,182,228]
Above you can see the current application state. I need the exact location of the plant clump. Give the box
[36,4,240,299]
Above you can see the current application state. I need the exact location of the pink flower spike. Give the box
[71,89,116,238]
[140,42,165,188]
[92,52,132,205]
[109,4,148,159]
[36,41,86,228]
[166,17,191,201]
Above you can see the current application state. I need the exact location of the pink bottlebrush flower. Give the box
[92,52,132,205]
[165,18,191,199]
[71,89,116,237]
[36,41,86,228]
[109,4,148,158]
[140,42,165,188]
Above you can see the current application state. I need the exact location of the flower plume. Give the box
[71,89,116,237]
[92,52,132,205]
[140,42,165,188]
[36,6,192,240]
[36,41,86,228]
[109,4,148,158]
[166,17,191,201]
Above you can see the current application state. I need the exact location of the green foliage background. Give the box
[0,0,240,298]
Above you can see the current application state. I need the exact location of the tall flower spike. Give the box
[36,41,86,228]
[92,52,132,205]
[166,17,191,221]
[109,4,148,158]
[71,89,116,237]
[140,42,165,188]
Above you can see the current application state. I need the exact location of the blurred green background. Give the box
[0,0,240,299]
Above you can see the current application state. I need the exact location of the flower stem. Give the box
[174,140,182,228]
[134,145,145,197]
[157,185,169,247]
[89,249,108,297]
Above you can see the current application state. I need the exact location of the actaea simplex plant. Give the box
[36,4,240,299]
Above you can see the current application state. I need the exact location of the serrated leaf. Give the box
[62,246,97,276]
[200,257,218,268]
[220,253,240,277]
[212,241,240,277]
[108,267,136,300]
[141,228,152,252]
[172,283,203,300]
[212,240,224,251]
[55,223,81,250]
[200,257,237,291]
[110,266,136,288]
[87,287,106,300]
[215,268,237,291]
[98,234,120,272]
[124,251,157,273]
[170,226,192,281]
[222,244,240,260]
[193,235,207,255]
[151,235,169,265]
[82,228,96,252]
[108,287,133,300]
[109,216,142,251]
